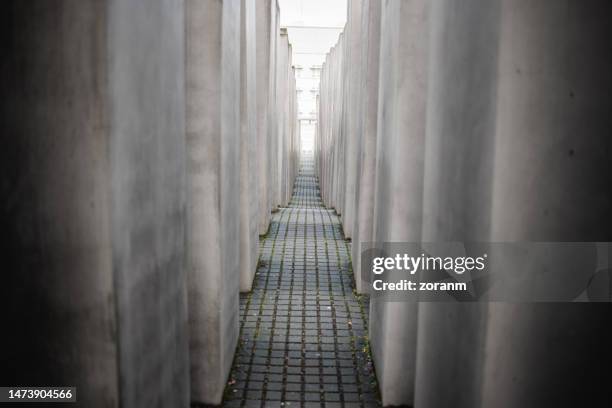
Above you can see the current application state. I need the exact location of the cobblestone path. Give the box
[223,155,380,408]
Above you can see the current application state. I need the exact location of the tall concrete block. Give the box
[325,40,338,209]
[316,49,330,205]
[291,82,300,193]
[185,0,241,404]
[255,0,273,234]
[329,36,345,211]
[316,66,326,199]
[340,0,364,239]
[415,1,501,407]
[239,0,259,292]
[316,1,612,407]
[316,30,349,218]
[351,0,381,293]
[416,2,612,407]
[268,2,280,211]
[290,65,298,198]
[275,31,289,207]
[254,1,296,216]
[109,1,190,406]
[481,1,612,406]
[0,1,190,407]
[324,56,336,206]
[325,35,343,211]
[0,4,117,405]
[316,63,328,202]
[287,63,298,202]
[368,0,429,405]
[334,38,347,217]
[285,47,298,205]
[315,93,321,176]
[281,54,296,206]
[315,81,323,189]
[330,38,343,211]
[325,47,335,208]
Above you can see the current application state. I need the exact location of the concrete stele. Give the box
[185,0,241,404]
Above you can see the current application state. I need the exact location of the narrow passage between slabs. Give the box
[223,153,380,408]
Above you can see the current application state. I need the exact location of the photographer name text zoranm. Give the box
[370,253,488,292]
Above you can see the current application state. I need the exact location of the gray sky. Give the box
[278,0,347,66]
[278,0,347,151]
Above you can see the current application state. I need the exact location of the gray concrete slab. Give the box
[109,1,190,406]
[240,0,260,292]
[352,0,382,293]
[340,0,364,239]
[185,0,241,404]
[0,4,119,406]
[482,1,612,406]
[415,1,501,407]
[255,0,274,234]
[368,1,429,405]
[0,1,190,407]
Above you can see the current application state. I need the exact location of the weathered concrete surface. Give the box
[109,1,190,407]
[317,34,344,212]
[277,37,298,208]
[255,0,274,234]
[328,34,345,213]
[257,1,297,220]
[351,0,381,293]
[318,1,612,407]
[340,0,364,239]
[482,1,612,407]
[286,64,299,206]
[416,2,612,408]
[0,4,118,406]
[268,2,280,211]
[239,0,259,292]
[0,1,190,407]
[368,1,429,405]
[185,0,241,404]
[415,1,501,407]
[275,30,289,208]
[332,36,347,217]
[238,0,298,292]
